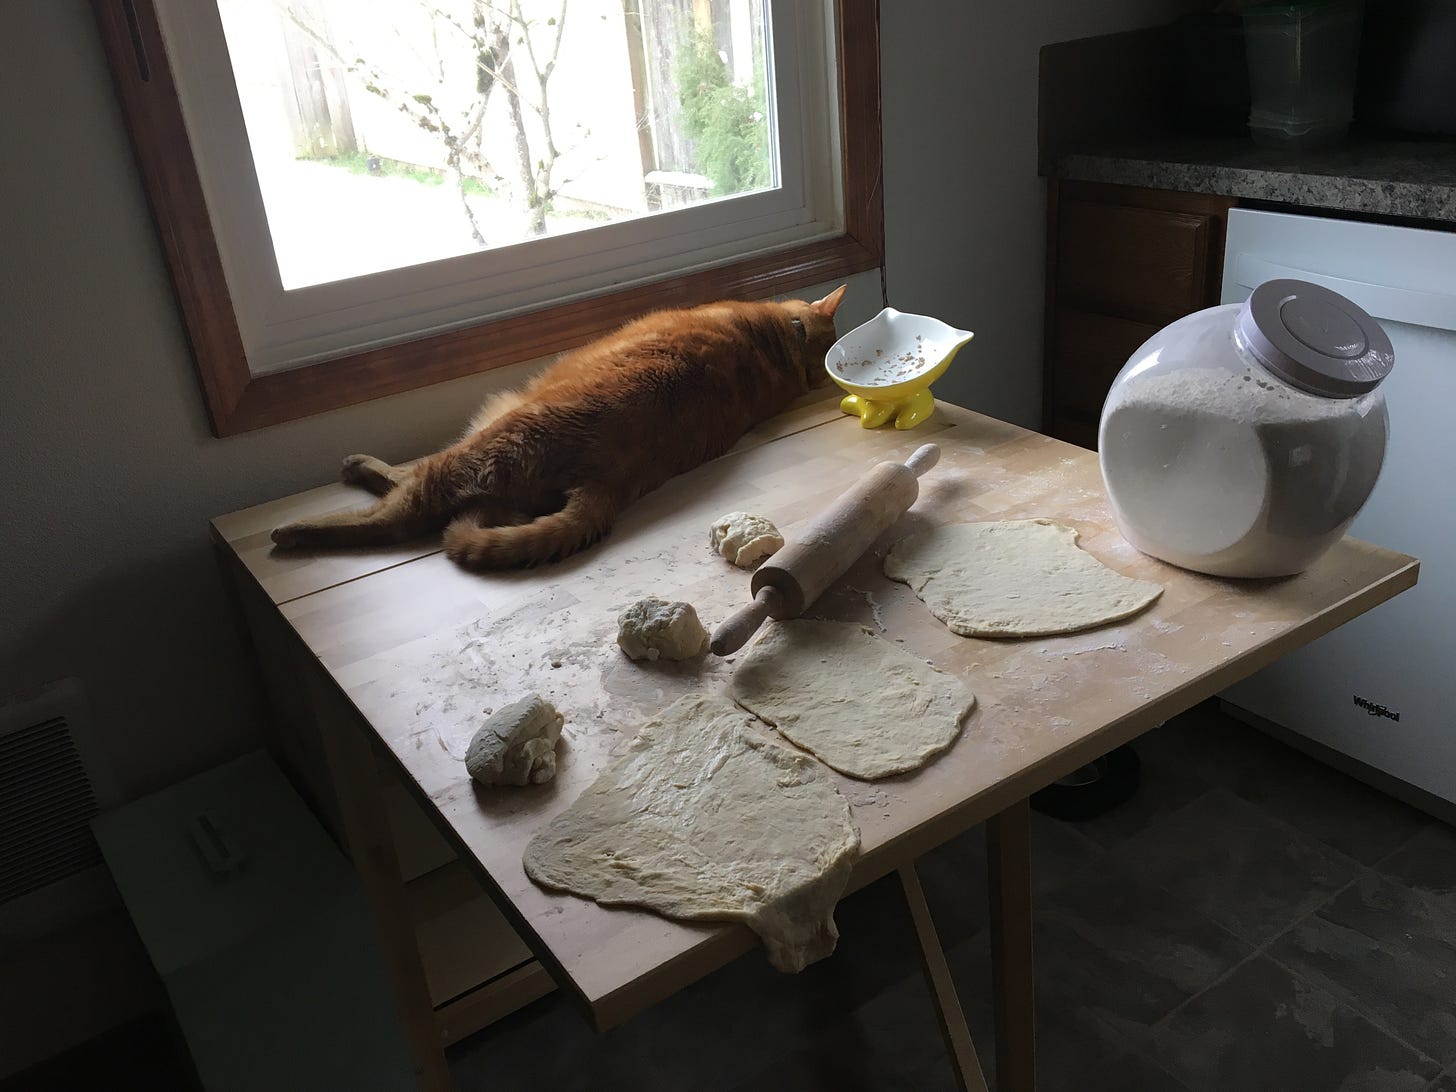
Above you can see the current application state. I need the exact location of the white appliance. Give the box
[1219,208,1456,806]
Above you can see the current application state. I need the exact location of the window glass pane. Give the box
[215,0,778,289]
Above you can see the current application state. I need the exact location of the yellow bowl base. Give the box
[839,388,937,430]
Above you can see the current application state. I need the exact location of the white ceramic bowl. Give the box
[825,307,975,398]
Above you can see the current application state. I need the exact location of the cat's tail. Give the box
[443,486,618,570]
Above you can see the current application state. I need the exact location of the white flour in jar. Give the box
[1100,340,1386,577]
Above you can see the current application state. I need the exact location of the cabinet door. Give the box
[1057,201,1211,323]
[1047,308,1162,446]
[1043,181,1234,448]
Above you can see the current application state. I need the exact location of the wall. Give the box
[881,0,1202,423]
[0,0,1195,1070]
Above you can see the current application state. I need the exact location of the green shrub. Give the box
[676,27,770,195]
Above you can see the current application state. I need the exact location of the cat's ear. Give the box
[810,284,848,317]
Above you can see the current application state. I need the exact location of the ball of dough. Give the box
[465,694,563,786]
[616,597,709,662]
[709,511,784,568]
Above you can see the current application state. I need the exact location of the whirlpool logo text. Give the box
[1353,695,1400,722]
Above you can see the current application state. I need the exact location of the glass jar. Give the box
[1099,279,1394,578]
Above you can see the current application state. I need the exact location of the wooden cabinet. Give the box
[1043,181,1236,448]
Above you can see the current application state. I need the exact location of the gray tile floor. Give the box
[449,700,1455,1091]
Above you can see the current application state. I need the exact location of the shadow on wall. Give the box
[3,538,266,800]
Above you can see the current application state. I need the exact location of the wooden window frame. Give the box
[92,0,884,437]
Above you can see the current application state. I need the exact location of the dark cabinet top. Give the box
[1054,137,1456,225]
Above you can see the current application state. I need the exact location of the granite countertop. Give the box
[1056,136,1456,224]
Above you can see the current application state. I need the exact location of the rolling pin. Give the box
[709,443,940,656]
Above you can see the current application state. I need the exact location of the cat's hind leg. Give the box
[271,492,432,549]
[340,454,406,497]
[272,460,456,549]
[442,485,617,570]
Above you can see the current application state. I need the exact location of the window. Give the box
[95,0,882,435]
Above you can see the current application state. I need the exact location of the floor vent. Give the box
[0,679,118,935]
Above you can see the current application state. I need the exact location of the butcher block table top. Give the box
[213,397,1419,1033]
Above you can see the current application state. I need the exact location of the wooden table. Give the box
[214,397,1418,1091]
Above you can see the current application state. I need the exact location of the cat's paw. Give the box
[340,454,398,495]
[339,454,375,483]
[271,524,304,549]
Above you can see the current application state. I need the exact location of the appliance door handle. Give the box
[1234,254,1456,333]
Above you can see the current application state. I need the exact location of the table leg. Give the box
[306,669,455,1092]
[897,864,991,1092]
[988,798,1035,1092]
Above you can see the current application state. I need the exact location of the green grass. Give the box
[314,150,493,197]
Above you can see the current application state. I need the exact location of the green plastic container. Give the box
[1242,0,1364,148]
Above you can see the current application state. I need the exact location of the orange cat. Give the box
[271,286,848,569]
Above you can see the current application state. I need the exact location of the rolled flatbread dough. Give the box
[522,695,859,973]
[884,518,1163,638]
[731,620,974,780]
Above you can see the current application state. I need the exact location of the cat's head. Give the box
[780,284,848,389]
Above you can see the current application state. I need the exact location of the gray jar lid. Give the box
[1237,279,1394,397]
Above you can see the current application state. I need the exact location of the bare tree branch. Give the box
[279,0,579,242]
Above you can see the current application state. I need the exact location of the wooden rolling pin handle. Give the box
[710,444,940,658]
[905,443,940,477]
[709,585,784,657]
